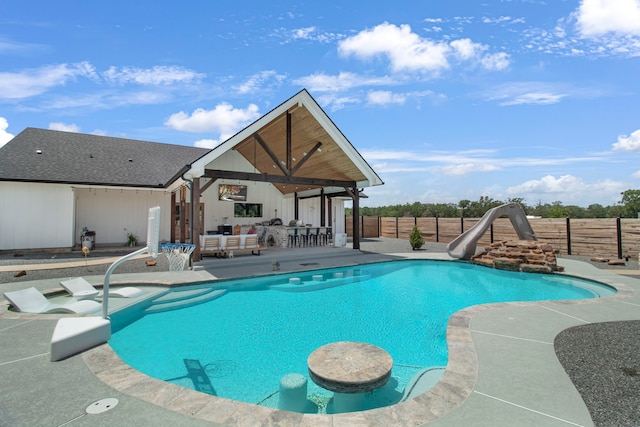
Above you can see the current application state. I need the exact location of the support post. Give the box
[320,189,326,227]
[170,191,176,243]
[566,217,572,255]
[179,186,187,243]
[192,177,201,262]
[617,217,623,259]
[352,186,360,250]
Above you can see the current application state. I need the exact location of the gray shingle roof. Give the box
[0,128,210,188]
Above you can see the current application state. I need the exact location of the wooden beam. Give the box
[290,141,323,175]
[253,132,288,176]
[204,169,356,188]
[199,178,215,194]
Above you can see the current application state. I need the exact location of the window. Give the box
[234,203,263,218]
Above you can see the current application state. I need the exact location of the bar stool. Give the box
[287,228,298,247]
[300,227,311,246]
[318,227,327,245]
[311,227,320,246]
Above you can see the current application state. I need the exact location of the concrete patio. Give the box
[1,239,639,426]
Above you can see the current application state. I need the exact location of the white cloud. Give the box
[0,37,46,54]
[435,163,501,176]
[316,94,361,111]
[365,89,438,107]
[0,117,14,148]
[367,90,407,106]
[500,91,566,106]
[0,62,97,99]
[480,52,511,71]
[632,170,640,178]
[194,139,220,149]
[506,174,625,204]
[575,0,640,37]
[612,129,640,152]
[294,71,394,92]
[484,82,569,106]
[450,38,485,61]
[48,122,80,132]
[338,22,450,74]
[279,25,341,44]
[234,70,286,94]
[103,66,204,85]
[337,22,510,75]
[164,102,260,134]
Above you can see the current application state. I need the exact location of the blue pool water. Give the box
[109,260,614,412]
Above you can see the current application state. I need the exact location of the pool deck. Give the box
[1,239,639,426]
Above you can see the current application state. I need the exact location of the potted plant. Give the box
[126,232,138,247]
[409,225,425,251]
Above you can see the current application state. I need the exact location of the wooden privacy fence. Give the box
[346,216,640,259]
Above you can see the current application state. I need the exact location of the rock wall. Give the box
[471,240,563,274]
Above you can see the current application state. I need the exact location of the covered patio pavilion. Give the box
[172,89,384,261]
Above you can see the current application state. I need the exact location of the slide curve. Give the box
[446,202,536,260]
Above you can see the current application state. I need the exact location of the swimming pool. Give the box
[109,259,615,413]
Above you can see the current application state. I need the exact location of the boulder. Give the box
[471,240,561,274]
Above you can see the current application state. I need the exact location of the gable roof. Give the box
[188,89,384,195]
[0,128,209,188]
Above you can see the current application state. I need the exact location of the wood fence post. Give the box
[566,217,572,255]
[396,217,399,239]
[617,217,623,259]
[436,216,439,242]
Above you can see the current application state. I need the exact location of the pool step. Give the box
[401,366,446,401]
[270,272,370,293]
[144,288,228,314]
[150,287,215,304]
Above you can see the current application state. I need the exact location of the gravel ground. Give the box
[1,238,639,425]
[555,321,640,427]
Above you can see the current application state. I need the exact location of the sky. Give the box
[2,0,640,208]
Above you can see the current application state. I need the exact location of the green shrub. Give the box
[409,225,425,250]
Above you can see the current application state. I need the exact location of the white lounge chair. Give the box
[60,277,144,299]
[3,287,101,314]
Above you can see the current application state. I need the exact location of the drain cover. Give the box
[300,262,319,266]
[86,398,119,414]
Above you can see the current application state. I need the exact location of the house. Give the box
[0,89,383,256]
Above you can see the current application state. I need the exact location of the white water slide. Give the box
[446,202,537,260]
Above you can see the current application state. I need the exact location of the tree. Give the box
[620,189,640,218]
[585,203,608,218]
[548,201,569,218]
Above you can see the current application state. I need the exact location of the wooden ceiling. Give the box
[231,104,368,195]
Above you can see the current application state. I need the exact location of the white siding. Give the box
[74,188,171,246]
[0,182,74,250]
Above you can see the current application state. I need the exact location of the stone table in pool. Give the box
[307,341,393,413]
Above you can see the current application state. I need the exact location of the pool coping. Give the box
[2,251,638,426]
[79,258,638,425]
